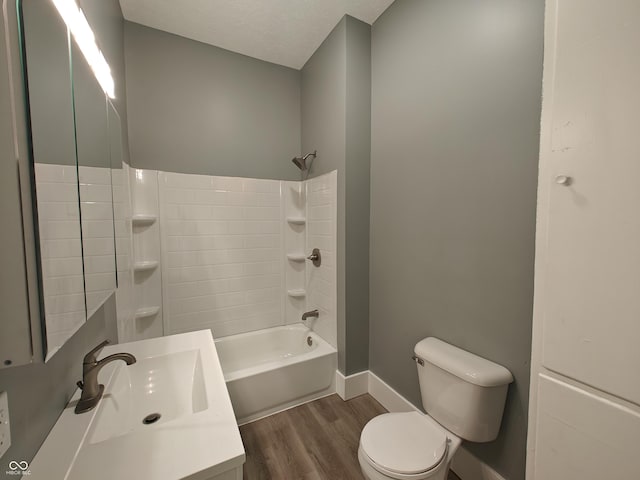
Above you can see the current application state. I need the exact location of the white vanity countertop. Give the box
[28,331,245,480]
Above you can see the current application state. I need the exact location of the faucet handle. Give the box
[83,340,110,364]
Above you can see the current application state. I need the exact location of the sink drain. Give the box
[142,413,161,425]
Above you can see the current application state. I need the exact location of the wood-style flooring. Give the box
[239,393,461,480]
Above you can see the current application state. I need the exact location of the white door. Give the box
[527,0,640,478]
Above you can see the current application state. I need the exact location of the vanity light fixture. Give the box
[51,0,115,98]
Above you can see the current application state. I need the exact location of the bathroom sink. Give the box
[89,349,208,444]
[28,331,245,480]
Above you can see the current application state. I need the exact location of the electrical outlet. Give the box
[0,392,10,458]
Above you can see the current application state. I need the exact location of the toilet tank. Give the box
[414,338,513,442]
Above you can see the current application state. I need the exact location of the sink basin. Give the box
[90,349,208,444]
[29,331,245,480]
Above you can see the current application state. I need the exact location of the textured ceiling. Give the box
[119,0,395,69]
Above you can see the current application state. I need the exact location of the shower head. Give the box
[291,151,317,171]
[292,157,306,170]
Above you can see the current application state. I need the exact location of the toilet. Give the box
[358,338,513,480]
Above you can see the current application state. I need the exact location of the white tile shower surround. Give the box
[34,163,85,352]
[148,170,338,347]
[283,180,306,327]
[159,173,284,338]
[305,172,337,348]
[130,169,164,340]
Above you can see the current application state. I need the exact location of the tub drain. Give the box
[307,336,313,346]
[142,413,161,425]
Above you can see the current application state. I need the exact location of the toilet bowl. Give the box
[358,338,513,480]
[358,411,461,480]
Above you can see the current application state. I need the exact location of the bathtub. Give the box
[215,323,337,424]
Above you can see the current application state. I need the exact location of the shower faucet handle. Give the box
[555,174,573,186]
[307,248,321,267]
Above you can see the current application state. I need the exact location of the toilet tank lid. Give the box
[414,338,513,387]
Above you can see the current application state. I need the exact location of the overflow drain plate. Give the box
[142,413,161,425]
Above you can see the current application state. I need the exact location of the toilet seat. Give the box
[360,412,448,478]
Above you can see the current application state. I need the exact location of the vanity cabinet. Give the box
[27,332,246,480]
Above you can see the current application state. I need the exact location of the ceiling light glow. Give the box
[51,0,115,98]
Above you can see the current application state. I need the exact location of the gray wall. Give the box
[0,299,118,475]
[124,22,301,180]
[344,18,371,374]
[0,0,125,473]
[369,1,543,479]
[301,15,371,375]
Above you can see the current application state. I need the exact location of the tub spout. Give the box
[302,309,319,320]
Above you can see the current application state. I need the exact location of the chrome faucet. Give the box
[302,309,319,320]
[75,340,136,414]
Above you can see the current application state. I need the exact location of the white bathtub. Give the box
[215,323,337,424]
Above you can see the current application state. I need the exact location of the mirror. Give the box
[71,41,117,319]
[107,101,127,288]
[19,0,117,358]
[20,0,86,357]
[108,102,134,337]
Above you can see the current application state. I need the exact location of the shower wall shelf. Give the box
[286,217,306,225]
[133,260,159,272]
[286,253,306,262]
[287,289,306,298]
[134,306,160,320]
[132,214,157,226]
[126,168,164,342]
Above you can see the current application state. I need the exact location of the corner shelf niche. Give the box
[135,306,160,320]
[133,260,159,273]
[286,217,306,225]
[132,214,157,226]
[287,289,306,298]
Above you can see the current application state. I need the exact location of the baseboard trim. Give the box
[365,370,507,480]
[367,371,420,413]
[335,370,369,400]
